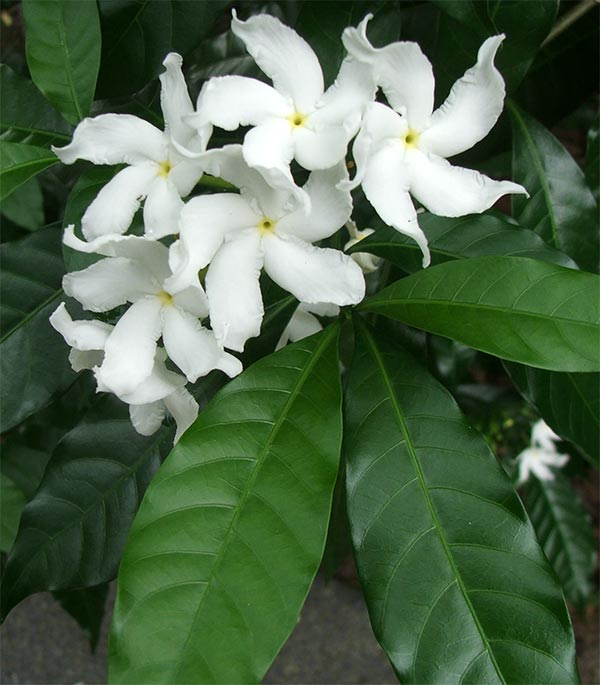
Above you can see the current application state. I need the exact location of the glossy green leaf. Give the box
[109,325,343,684]
[0,473,27,553]
[586,116,599,203]
[523,473,596,609]
[0,64,72,146]
[0,142,58,200]
[349,213,577,273]
[505,364,599,465]
[344,319,579,683]
[97,0,228,99]
[0,396,165,620]
[0,177,44,231]
[54,583,110,652]
[360,256,600,373]
[0,227,76,432]
[509,103,599,273]
[23,0,101,125]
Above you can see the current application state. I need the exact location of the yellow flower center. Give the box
[258,217,276,234]
[402,129,420,149]
[157,290,174,306]
[288,112,306,128]
[158,161,172,177]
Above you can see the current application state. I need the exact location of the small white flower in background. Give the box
[166,145,365,353]
[344,220,382,274]
[342,16,528,266]
[50,304,198,443]
[61,227,242,397]
[277,302,340,349]
[515,420,569,486]
[186,11,375,204]
[52,53,210,242]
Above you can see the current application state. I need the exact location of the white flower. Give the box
[49,304,199,443]
[276,302,339,349]
[515,420,569,486]
[52,53,210,241]
[344,220,382,274]
[186,11,375,203]
[166,145,364,353]
[61,227,242,397]
[342,16,528,266]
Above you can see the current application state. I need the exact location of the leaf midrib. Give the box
[359,320,506,684]
[169,323,339,682]
[56,7,84,123]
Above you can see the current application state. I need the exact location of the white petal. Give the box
[231,11,324,112]
[162,306,242,381]
[160,52,196,147]
[309,57,376,131]
[277,307,322,349]
[530,459,556,482]
[293,125,351,171]
[50,302,113,350]
[96,297,164,395]
[129,402,167,437]
[120,355,186,405]
[168,158,205,197]
[301,302,340,317]
[81,163,158,241]
[277,163,352,242]
[52,114,167,165]
[62,257,155,312]
[69,349,104,372]
[345,229,383,274]
[409,150,528,217]
[200,145,293,219]
[63,226,171,284]
[263,233,365,306]
[342,15,434,129]
[361,145,430,267]
[420,36,506,158]
[531,419,560,452]
[172,285,209,319]
[143,176,184,239]
[166,193,258,293]
[190,75,291,130]
[163,387,199,443]
[206,229,264,352]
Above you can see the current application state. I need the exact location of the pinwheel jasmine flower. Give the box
[515,420,569,486]
[52,53,210,241]
[344,220,382,274]
[187,11,375,202]
[61,227,242,397]
[277,302,339,349]
[342,16,528,266]
[50,304,198,443]
[166,145,364,352]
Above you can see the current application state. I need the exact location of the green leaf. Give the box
[109,325,343,684]
[0,64,72,146]
[0,177,44,231]
[349,213,577,273]
[0,142,58,200]
[523,473,596,609]
[54,583,110,652]
[509,103,599,274]
[360,256,600,373]
[0,474,27,553]
[344,319,579,683]
[505,364,599,465]
[0,396,165,620]
[96,0,228,99]
[586,116,599,203]
[0,227,76,432]
[22,0,101,125]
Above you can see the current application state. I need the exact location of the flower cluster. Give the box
[50,11,526,441]
[515,420,569,485]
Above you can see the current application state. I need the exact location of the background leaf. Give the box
[0,177,44,231]
[0,63,72,146]
[53,583,110,653]
[586,115,599,203]
[509,103,599,274]
[349,213,577,273]
[0,396,165,620]
[0,227,76,432]
[523,473,596,610]
[0,142,58,200]
[360,256,600,373]
[344,319,578,683]
[23,0,101,125]
[110,326,343,684]
[505,363,599,465]
[0,473,27,553]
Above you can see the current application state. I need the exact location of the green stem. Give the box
[541,0,598,47]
